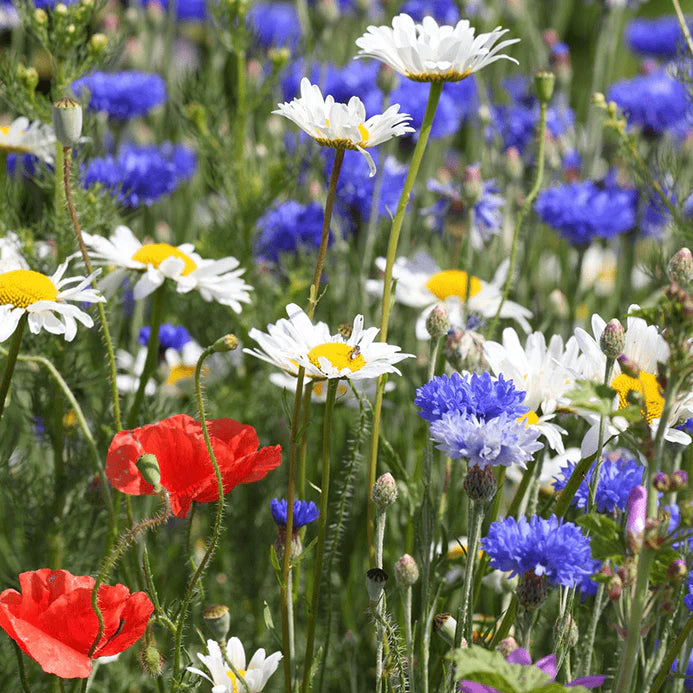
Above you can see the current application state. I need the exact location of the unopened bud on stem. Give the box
[52,98,83,147]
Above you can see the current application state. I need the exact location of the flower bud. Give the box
[52,97,83,147]
[203,604,231,642]
[372,472,397,511]
[592,92,606,108]
[504,146,523,181]
[618,557,637,587]
[607,574,623,601]
[495,636,518,657]
[617,354,640,379]
[626,485,647,554]
[554,614,579,648]
[212,333,239,353]
[517,571,548,611]
[461,165,483,205]
[534,70,555,104]
[33,8,48,23]
[667,559,687,582]
[136,453,162,492]
[599,319,625,359]
[433,613,459,646]
[89,32,108,53]
[426,303,450,340]
[394,554,420,588]
[366,568,388,603]
[463,464,497,502]
[17,65,39,91]
[54,3,68,13]
[653,472,670,492]
[139,644,164,677]
[670,470,688,491]
[668,248,693,286]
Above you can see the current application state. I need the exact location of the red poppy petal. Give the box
[94,591,154,658]
[106,431,151,495]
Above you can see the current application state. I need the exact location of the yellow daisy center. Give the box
[610,371,664,424]
[517,410,539,427]
[131,243,197,276]
[307,343,366,373]
[227,668,247,693]
[425,270,482,301]
[0,124,29,154]
[0,269,58,308]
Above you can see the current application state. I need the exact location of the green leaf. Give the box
[531,685,590,693]
[576,513,625,561]
[566,380,617,416]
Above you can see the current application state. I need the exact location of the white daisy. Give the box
[245,303,413,381]
[273,77,414,176]
[365,251,532,339]
[483,328,581,453]
[580,245,649,297]
[574,305,693,456]
[81,225,253,312]
[355,14,519,83]
[0,117,56,164]
[187,637,282,693]
[0,232,29,272]
[0,260,104,342]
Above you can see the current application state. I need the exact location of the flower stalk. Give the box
[0,313,27,423]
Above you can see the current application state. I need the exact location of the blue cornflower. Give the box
[552,453,645,514]
[399,0,459,24]
[71,72,166,120]
[430,410,543,468]
[482,515,594,587]
[138,323,192,351]
[607,71,691,136]
[270,498,320,528]
[247,2,301,49]
[415,372,528,424]
[625,16,693,58]
[254,201,326,263]
[83,143,196,207]
[685,572,693,612]
[534,180,637,246]
[138,0,207,20]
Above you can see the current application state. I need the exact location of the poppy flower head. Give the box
[0,569,153,679]
[105,414,282,518]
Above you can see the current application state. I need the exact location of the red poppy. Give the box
[0,569,153,679]
[106,414,282,518]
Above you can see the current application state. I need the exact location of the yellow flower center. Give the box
[307,343,366,373]
[165,364,196,386]
[0,124,30,154]
[610,371,664,424]
[131,243,197,276]
[517,410,539,427]
[425,270,482,301]
[407,67,473,83]
[0,269,58,308]
[227,668,247,693]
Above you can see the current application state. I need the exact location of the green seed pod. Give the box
[534,70,555,104]
[212,334,239,353]
[203,604,231,642]
[366,568,388,602]
[52,97,83,147]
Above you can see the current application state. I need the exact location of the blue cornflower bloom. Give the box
[247,2,301,49]
[552,453,645,513]
[138,324,192,351]
[482,515,594,587]
[685,572,693,612]
[399,0,459,24]
[83,143,196,207]
[430,410,543,468]
[254,201,326,263]
[534,180,637,246]
[271,498,320,528]
[625,16,693,58]
[71,72,166,120]
[138,0,207,20]
[415,372,528,423]
[607,71,691,136]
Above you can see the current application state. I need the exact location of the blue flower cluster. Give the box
[72,72,167,120]
[626,15,693,58]
[482,515,594,587]
[685,572,693,612]
[415,372,528,423]
[247,2,301,49]
[607,71,691,136]
[138,323,192,351]
[271,498,320,529]
[83,143,196,207]
[138,0,207,21]
[552,453,645,514]
[535,180,637,246]
[254,200,326,263]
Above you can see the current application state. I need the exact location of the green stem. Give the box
[234,48,248,173]
[375,510,386,691]
[487,101,547,342]
[368,81,443,565]
[455,499,484,646]
[301,379,338,693]
[403,586,415,693]
[489,596,517,648]
[297,380,314,499]
[576,583,605,678]
[649,614,693,693]
[171,345,227,687]
[587,357,615,512]
[554,451,598,519]
[672,0,693,57]
[463,206,475,318]
[0,314,26,423]
[127,286,166,428]
[13,641,31,693]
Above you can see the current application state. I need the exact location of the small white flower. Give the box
[0,117,56,164]
[0,259,105,342]
[365,251,532,339]
[245,303,413,381]
[355,14,519,83]
[273,77,414,176]
[81,225,253,312]
[187,637,282,693]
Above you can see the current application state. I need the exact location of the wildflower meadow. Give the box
[1,0,693,690]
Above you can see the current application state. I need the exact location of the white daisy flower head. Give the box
[245,303,414,381]
[0,117,56,164]
[365,251,532,340]
[0,259,105,342]
[273,77,414,176]
[187,636,282,693]
[355,13,520,83]
[81,225,253,312]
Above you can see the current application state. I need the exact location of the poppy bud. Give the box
[534,70,555,104]
[463,464,497,502]
[668,248,693,286]
[366,568,388,603]
[212,333,239,353]
[394,554,420,588]
[426,303,450,340]
[599,319,625,359]
[136,453,162,492]
[139,644,164,677]
[372,473,398,511]
[670,470,688,491]
[53,97,83,148]
[203,604,231,642]
[433,613,459,646]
